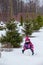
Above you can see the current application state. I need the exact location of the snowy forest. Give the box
[0,0,43,65]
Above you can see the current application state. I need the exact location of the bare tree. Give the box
[32,0,40,13]
[9,0,13,19]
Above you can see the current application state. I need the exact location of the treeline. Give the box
[0,15,43,48]
[0,0,42,21]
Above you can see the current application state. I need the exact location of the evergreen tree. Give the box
[32,19,40,31]
[32,15,43,31]
[36,15,43,28]
[32,16,42,31]
[23,17,33,36]
[0,19,22,48]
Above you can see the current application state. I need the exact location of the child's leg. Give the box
[22,43,27,53]
[22,47,26,53]
[30,43,34,55]
[30,49,34,55]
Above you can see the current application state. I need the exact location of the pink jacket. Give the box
[23,36,34,50]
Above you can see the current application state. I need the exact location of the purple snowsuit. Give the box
[23,41,34,51]
[22,36,34,55]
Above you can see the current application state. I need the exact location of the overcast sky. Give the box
[23,0,43,6]
[40,0,43,6]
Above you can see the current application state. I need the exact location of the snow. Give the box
[14,20,24,35]
[0,21,6,37]
[0,30,6,37]
[0,22,43,65]
[0,21,6,27]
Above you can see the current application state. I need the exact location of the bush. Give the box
[0,19,22,48]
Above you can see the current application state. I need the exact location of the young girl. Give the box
[22,36,34,55]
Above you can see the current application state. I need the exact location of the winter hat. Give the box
[25,36,30,42]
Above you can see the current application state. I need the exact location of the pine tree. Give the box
[23,17,33,36]
[0,19,22,48]
[36,15,43,28]
[32,19,40,31]
[32,15,43,31]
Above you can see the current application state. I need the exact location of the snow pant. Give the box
[22,43,34,55]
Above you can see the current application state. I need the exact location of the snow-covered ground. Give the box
[0,22,43,65]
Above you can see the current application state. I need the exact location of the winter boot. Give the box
[32,51,34,55]
[22,50,24,53]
